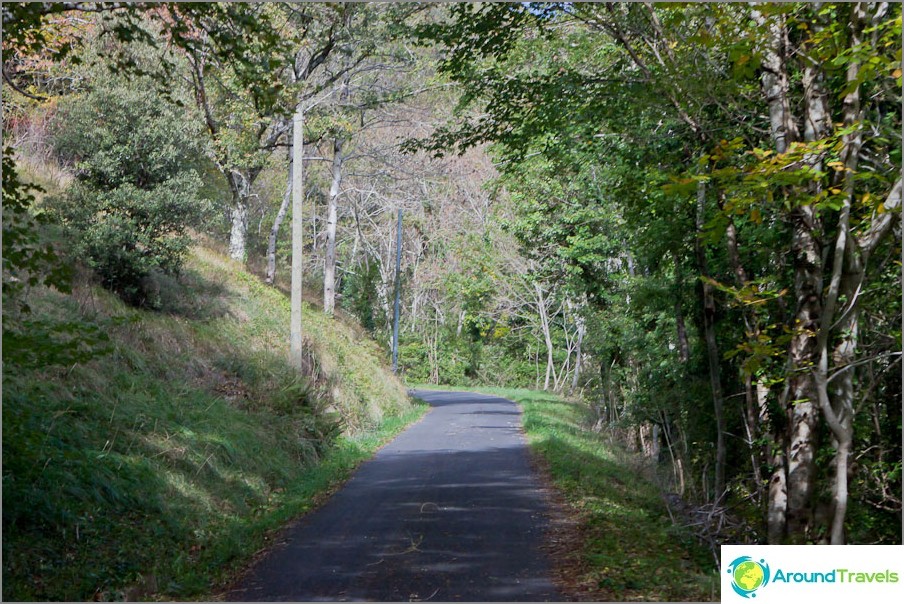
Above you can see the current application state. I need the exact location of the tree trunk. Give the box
[784,204,823,542]
[571,312,586,393]
[667,252,691,495]
[227,171,251,262]
[829,433,852,544]
[430,310,440,384]
[754,6,806,543]
[323,69,351,315]
[323,136,345,315]
[816,3,894,545]
[376,264,392,331]
[779,22,865,540]
[727,217,767,502]
[694,179,727,501]
[821,4,863,544]
[752,9,799,154]
[823,178,902,543]
[801,67,831,145]
[290,102,305,370]
[266,162,293,285]
[721,201,769,503]
[535,282,555,392]
[813,195,855,544]
[187,51,282,267]
[671,250,691,363]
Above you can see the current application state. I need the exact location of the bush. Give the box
[55,175,204,305]
[50,81,209,306]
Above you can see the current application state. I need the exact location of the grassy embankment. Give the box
[411,384,719,601]
[3,245,427,601]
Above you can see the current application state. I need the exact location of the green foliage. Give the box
[49,82,208,306]
[51,88,199,190]
[398,336,474,386]
[2,3,291,113]
[340,255,386,333]
[1,147,72,309]
[407,0,901,544]
[55,177,205,306]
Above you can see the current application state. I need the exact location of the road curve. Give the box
[227,389,560,602]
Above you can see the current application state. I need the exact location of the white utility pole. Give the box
[290,102,305,370]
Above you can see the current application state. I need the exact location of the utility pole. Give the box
[290,101,304,370]
[391,208,403,373]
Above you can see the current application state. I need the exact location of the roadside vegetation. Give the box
[3,244,424,601]
[514,388,718,602]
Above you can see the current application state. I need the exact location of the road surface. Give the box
[227,389,560,602]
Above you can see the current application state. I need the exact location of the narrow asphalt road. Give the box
[227,390,560,602]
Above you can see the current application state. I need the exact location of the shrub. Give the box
[55,175,204,305]
[50,81,209,306]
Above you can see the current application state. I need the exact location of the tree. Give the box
[173,3,293,263]
[304,3,427,316]
[2,1,292,265]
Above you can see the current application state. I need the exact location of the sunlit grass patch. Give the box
[511,390,718,601]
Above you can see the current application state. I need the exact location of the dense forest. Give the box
[3,1,902,599]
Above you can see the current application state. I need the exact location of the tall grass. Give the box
[2,247,424,601]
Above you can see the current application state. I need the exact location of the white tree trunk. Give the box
[534,282,555,391]
[228,172,250,262]
[816,3,894,545]
[754,6,809,542]
[266,164,292,285]
[323,137,344,315]
[752,9,799,154]
[228,205,247,261]
[571,313,586,393]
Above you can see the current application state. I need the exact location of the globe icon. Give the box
[733,560,765,592]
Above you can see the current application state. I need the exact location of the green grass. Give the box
[2,246,426,601]
[411,384,719,601]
